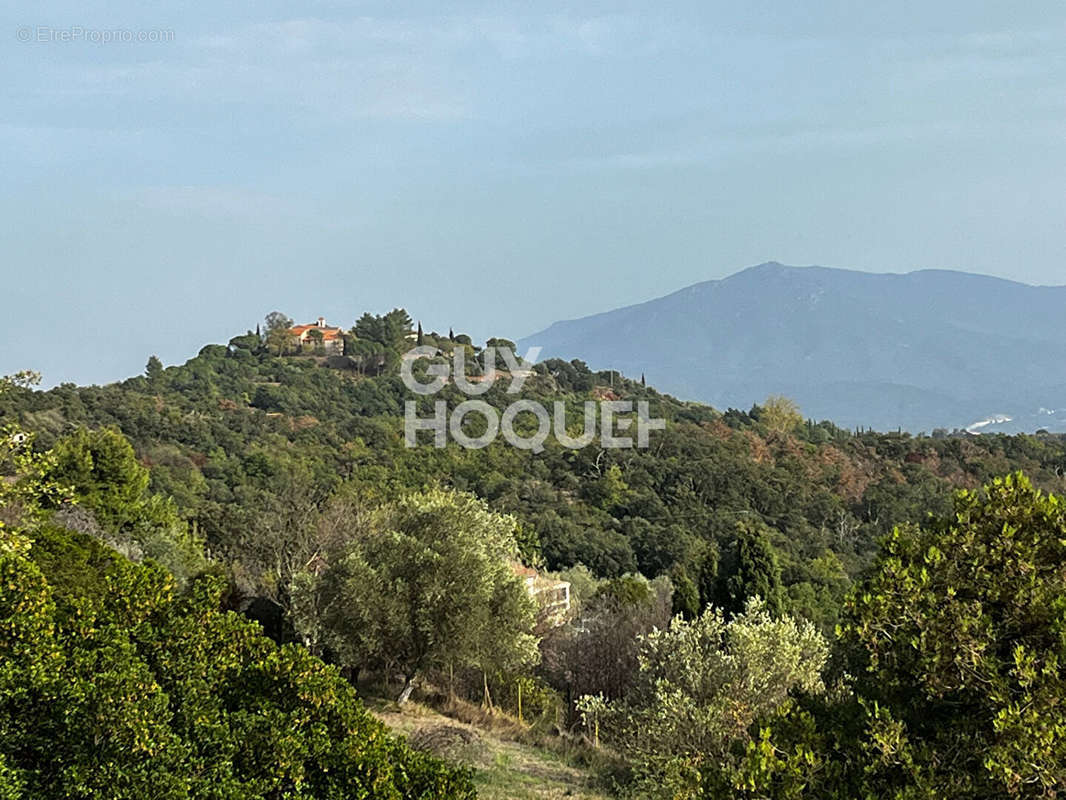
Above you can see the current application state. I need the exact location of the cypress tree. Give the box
[714,519,783,617]
[697,544,718,612]
[669,564,699,620]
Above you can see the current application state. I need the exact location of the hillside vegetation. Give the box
[3,308,1066,798]
[0,420,474,799]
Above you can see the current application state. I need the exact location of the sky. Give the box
[2,1,1065,386]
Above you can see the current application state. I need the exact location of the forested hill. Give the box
[5,310,1066,638]
[8,311,1066,797]
[519,262,1066,433]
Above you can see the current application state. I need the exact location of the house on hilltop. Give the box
[289,318,344,355]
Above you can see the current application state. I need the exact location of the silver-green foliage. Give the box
[295,489,539,701]
[580,598,828,797]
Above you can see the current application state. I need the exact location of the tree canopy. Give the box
[307,489,538,703]
[0,429,476,799]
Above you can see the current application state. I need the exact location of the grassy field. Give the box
[369,698,611,800]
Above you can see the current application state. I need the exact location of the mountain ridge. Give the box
[519,263,1066,433]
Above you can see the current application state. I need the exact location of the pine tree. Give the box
[145,356,164,387]
[417,321,424,346]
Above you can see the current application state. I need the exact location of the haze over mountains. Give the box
[519,263,1066,433]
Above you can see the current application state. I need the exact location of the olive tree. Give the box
[312,489,538,702]
[580,599,827,798]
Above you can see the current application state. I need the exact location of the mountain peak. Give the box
[735,260,789,275]
[519,263,1066,432]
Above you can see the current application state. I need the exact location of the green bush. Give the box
[0,525,476,799]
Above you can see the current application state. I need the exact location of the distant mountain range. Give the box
[518,262,1066,433]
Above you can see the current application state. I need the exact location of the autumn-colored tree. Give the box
[760,395,802,435]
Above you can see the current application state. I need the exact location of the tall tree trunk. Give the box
[398,673,416,704]
[482,670,494,710]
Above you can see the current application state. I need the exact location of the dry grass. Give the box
[369,696,612,800]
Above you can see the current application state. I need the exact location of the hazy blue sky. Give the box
[3,1,1065,386]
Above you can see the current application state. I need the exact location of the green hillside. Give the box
[4,309,1066,798]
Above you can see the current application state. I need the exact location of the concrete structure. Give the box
[513,564,571,624]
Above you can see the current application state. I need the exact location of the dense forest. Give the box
[2,308,1066,798]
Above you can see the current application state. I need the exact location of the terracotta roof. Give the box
[290,324,344,341]
[511,563,538,578]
